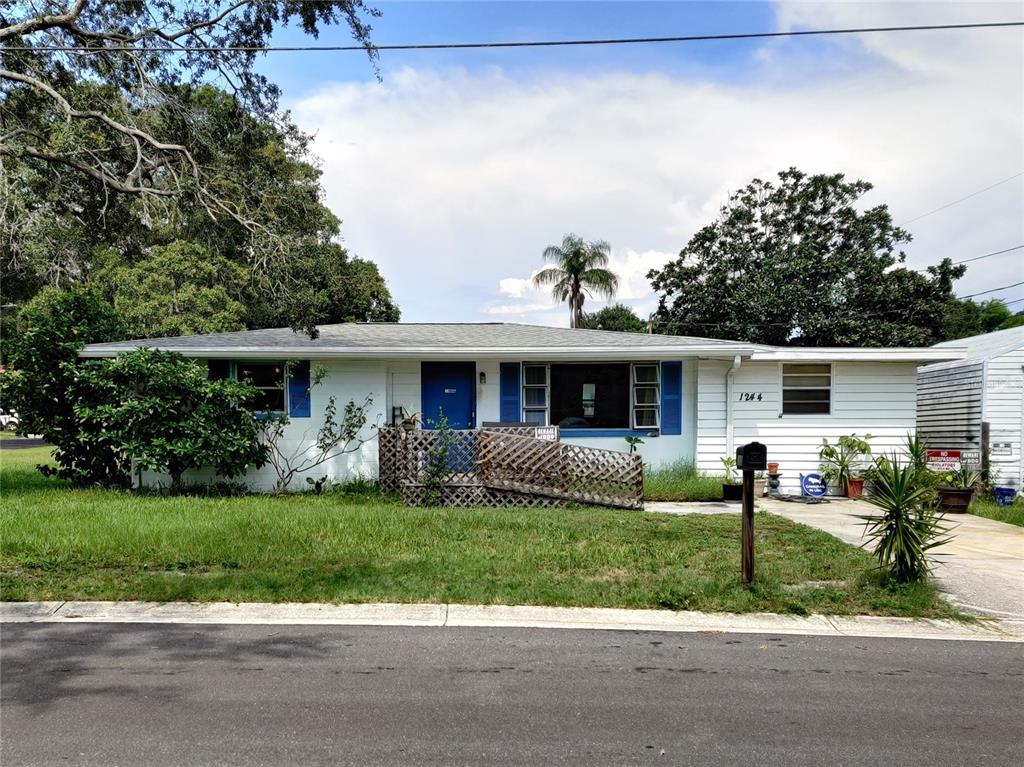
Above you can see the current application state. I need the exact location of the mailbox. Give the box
[736,441,767,471]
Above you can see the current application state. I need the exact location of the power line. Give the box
[953,244,1024,265]
[8,20,1024,53]
[913,244,1024,272]
[901,172,1024,225]
[960,280,1024,299]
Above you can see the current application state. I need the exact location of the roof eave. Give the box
[749,347,968,363]
[78,344,760,360]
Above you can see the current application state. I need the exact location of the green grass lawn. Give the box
[644,459,725,501]
[0,447,958,617]
[969,497,1024,527]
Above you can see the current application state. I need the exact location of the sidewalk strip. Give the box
[2,601,1020,642]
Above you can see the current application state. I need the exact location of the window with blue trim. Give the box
[521,362,660,430]
[236,361,286,412]
[631,364,660,429]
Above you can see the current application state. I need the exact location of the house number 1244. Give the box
[738,392,763,402]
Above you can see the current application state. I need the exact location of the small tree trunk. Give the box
[169,464,184,494]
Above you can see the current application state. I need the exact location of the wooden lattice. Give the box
[378,426,643,509]
[477,430,643,508]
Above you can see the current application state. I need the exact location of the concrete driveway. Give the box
[760,497,1024,623]
[645,498,1024,623]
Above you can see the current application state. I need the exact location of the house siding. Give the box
[137,355,923,493]
[916,362,984,450]
[697,360,919,492]
[916,344,1023,488]
[985,348,1024,487]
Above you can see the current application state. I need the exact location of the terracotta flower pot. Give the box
[845,477,865,499]
[767,462,780,474]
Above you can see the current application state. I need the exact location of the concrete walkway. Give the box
[2,600,1020,642]
[648,497,1024,622]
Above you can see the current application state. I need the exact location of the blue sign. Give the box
[801,473,827,497]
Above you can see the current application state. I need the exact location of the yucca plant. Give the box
[903,431,940,501]
[860,453,952,583]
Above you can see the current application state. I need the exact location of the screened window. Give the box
[522,364,549,425]
[236,361,286,412]
[782,363,831,415]
[207,359,231,380]
[631,364,661,429]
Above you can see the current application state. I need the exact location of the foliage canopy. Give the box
[648,168,965,346]
[579,303,647,333]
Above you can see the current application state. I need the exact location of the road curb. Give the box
[2,601,1020,642]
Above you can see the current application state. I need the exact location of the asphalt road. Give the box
[2,624,1022,766]
[0,437,47,450]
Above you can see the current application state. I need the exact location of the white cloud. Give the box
[289,3,1023,325]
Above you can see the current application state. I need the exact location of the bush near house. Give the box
[76,349,267,492]
[0,447,961,619]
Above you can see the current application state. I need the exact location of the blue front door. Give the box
[421,362,476,430]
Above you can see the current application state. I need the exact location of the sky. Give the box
[258,1,1024,326]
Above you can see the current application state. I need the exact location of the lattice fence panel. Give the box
[399,484,566,509]
[377,427,403,493]
[477,431,643,509]
[378,426,643,509]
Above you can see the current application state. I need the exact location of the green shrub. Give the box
[0,286,128,486]
[644,459,724,501]
[76,348,267,492]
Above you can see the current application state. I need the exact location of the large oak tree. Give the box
[648,168,965,346]
[1,2,397,336]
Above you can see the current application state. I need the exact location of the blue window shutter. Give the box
[661,361,682,435]
[288,361,311,417]
[499,363,521,423]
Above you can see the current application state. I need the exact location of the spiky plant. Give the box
[903,430,939,502]
[533,234,619,328]
[861,453,952,583]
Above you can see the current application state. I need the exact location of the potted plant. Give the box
[721,456,742,501]
[936,466,981,513]
[400,411,421,432]
[818,433,872,498]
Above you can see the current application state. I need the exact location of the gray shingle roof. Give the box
[79,322,757,358]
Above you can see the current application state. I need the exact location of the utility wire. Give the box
[901,172,1024,225]
[913,244,1024,272]
[960,280,1024,299]
[8,20,1024,52]
[953,244,1024,265]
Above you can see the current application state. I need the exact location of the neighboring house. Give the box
[80,323,961,492]
[918,326,1024,489]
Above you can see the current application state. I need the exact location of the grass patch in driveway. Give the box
[969,498,1024,527]
[0,447,959,617]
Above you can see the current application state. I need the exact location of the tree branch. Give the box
[0,0,88,42]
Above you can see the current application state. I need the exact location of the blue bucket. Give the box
[994,487,1017,506]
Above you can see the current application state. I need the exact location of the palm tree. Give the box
[533,234,620,328]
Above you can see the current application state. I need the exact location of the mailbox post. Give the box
[736,442,767,584]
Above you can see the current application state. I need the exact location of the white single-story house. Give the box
[80,323,962,493]
[918,326,1024,488]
